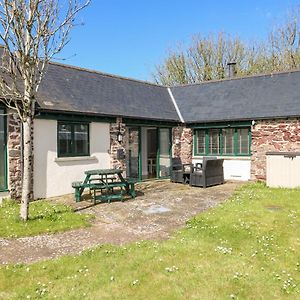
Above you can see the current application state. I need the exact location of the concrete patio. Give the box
[0,180,243,264]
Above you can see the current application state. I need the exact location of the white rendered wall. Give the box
[192,157,251,181]
[34,119,111,199]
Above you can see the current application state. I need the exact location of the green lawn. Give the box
[0,200,93,238]
[0,183,299,299]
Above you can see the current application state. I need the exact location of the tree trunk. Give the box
[20,116,33,221]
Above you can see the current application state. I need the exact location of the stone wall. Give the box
[172,126,193,164]
[251,118,300,180]
[110,117,127,173]
[7,113,22,199]
[172,126,182,158]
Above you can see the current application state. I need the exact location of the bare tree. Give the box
[188,33,248,82]
[269,8,300,71]
[0,0,90,221]
[153,7,300,86]
[153,33,250,86]
[155,51,189,86]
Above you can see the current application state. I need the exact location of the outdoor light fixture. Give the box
[117,123,123,143]
[117,131,123,143]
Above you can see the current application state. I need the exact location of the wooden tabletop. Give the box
[84,169,123,176]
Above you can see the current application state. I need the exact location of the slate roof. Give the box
[37,62,180,122]
[171,70,300,123]
[2,44,300,124]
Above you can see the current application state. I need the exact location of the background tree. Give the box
[268,8,300,71]
[154,7,300,86]
[0,0,90,221]
[153,33,252,85]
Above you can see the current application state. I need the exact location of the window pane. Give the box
[237,128,249,154]
[208,129,220,154]
[159,128,170,177]
[196,130,205,154]
[127,127,139,179]
[74,124,89,155]
[58,124,72,156]
[222,128,234,155]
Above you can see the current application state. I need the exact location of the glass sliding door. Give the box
[0,108,7,190]
[158,128,171,178]
[125,126,172,180]
[126,126,140,180]
[141,127,157,180]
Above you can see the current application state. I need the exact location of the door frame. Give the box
[0,107,8,192]
[125,121,174,181]
[137,126,172,181]
[126,126,142,181]
[156,127,172,179]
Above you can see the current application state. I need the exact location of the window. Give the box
[222,128,234,155]
[58,122,89,157]
[237,128,250,155]
[208,129,220,155]
[194,126,251,156]
[196,130,205,154]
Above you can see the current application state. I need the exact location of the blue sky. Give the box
[59,0,300,81]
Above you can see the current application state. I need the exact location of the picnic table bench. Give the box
[72,169,136,203]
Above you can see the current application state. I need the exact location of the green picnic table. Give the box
[72,169,136,203]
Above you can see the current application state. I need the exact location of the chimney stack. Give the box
[227,62,237,78]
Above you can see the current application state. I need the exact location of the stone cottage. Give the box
[1,60,300,199]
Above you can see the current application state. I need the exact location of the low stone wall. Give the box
[251,118,300,180]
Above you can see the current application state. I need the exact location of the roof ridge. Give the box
[170,68,300,88]
[48,60,166,88]
[167,88,184,123]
